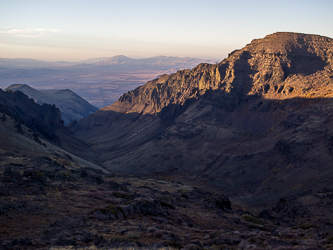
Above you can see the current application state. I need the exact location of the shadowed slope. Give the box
[6,84,98,125]
[0,89,63,141]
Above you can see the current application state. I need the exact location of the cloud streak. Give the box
[0,28,62,37]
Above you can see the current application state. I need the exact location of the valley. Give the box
[69,32,333,209]
[1,113,332,249]
[1,32,333,249]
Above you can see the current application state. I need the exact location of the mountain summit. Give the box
[69,32,333,207]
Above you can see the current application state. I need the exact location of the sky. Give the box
[0,0,333,62]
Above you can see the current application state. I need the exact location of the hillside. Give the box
[0,89,63,141]
[4,114,333,250]
[69,32,333,208]
[1,90,333,249]
[5,84,98,125]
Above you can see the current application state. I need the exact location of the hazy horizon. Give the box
[1,0,333,62]
[0,54,220,63]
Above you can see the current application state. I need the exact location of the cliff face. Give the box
[0,89,64,141]
[69,32,333,207]
[98,32,332,115]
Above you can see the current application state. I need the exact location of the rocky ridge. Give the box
[0,89,63,141]
[5,84,98,125]
[102,32,333,115]
[69,32,333,208]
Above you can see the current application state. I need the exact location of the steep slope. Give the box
[0,103,108,174]
[0,88,96,161]
[69,32,333,208]
[0,89,63,141]
[5,84,98,125]
[0,87,107,174]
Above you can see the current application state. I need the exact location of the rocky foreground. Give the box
[1,154,333,249]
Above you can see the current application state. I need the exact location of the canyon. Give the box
[1,32,333,249]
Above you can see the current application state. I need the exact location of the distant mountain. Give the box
[0,58,48,67]
[0,58,75,68]
[0,56,219,69]
[0,56,220,108]
[0,68,59,80]
[92,55,137,66]
[69,32,333,208]
[80,57,114,64]
[81,55,219,70]
[5,84,98,125]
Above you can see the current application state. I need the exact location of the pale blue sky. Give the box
[1,0,332,61]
